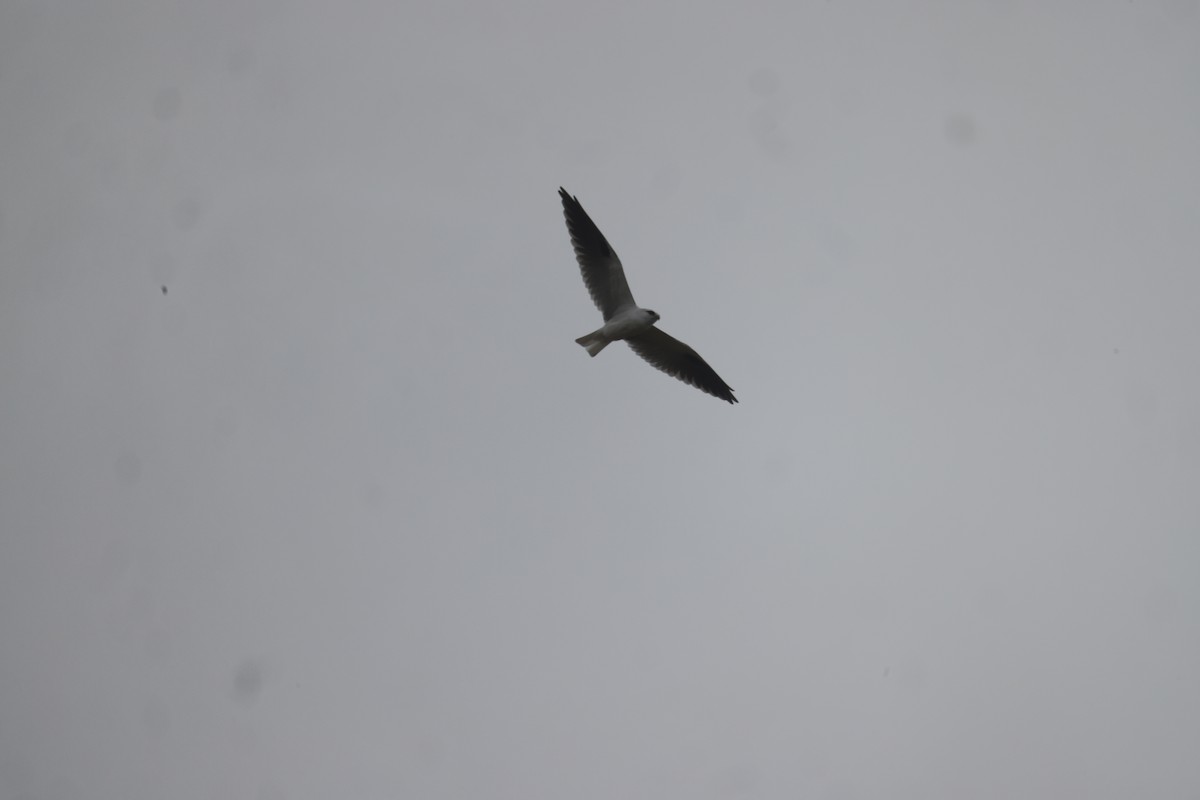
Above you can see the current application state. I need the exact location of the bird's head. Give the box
[644,309,660,323]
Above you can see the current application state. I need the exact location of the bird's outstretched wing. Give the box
[626,327,737,404]
[559,188,637,320]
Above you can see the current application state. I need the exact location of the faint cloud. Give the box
[227,45,256,76]
[748,107,790,159]
[746,67,779,97]
[257,783,288,800]
[762,448,794,478]
[413,736,446,767]
[363,481,386,509]
[565,139,612,167]
[151,252,176,288]
[62,120,91,155]
[99,534,133,585]
[152,87,181,122]
[0,753,35,799]
[714,764,760,798]
[172,196,203,231]
[896,661,928,696]
[1175,411,1200,472]
[747,68,790,159]
[114,450,142,486]
[258,76,293,113]
[1123,380,1158,424]
[1142,584,1178,622]
[650,163,682,195]
[214,406,240,440]
[1163,0,1198,22]
[145,627,174,661]
[944,112,979,146]
[141,696,172,738]
[231,659,266,706]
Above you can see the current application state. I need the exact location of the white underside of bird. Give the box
[574,307,660,357]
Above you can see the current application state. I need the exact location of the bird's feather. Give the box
[559,188,637,320]
[626,327,737,404]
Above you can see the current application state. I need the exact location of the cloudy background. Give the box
[2,2,1199,798]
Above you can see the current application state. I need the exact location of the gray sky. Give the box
[2,2,1199,798]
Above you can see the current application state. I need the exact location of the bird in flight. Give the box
[559,187,737,404]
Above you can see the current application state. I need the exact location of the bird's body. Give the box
[575,307,660,356]
[559,188,737,404]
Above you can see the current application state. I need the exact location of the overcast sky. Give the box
[2,2,1199,798]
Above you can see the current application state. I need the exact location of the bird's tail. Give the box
[575,329,610,357]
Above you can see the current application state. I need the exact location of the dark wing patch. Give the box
[559,188,637,320]
[626,327,738,404]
